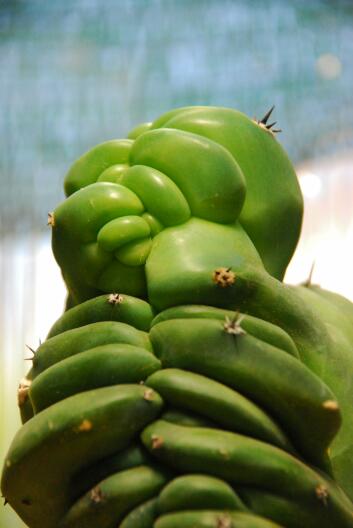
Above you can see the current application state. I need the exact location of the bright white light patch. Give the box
[298,171,322,199]
[316,54,342,80]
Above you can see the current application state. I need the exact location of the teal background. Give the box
[1,1,352,526]
[1,0,353,233]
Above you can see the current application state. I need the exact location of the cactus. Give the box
[50,106,302,307]
[2,106,353,528]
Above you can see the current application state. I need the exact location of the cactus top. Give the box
[51,106,303,310]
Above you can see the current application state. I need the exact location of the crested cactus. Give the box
[51,106,302,307]
[2,106,353,528]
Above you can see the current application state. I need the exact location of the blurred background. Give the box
[1,0,352,525]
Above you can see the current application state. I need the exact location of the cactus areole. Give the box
[2,106,353,528]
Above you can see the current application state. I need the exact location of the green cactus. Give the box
[2,106,353,528]
[51,106,302,307]
[3,295,353,527]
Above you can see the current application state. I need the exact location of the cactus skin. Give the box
[150,317,340,469]
[3,107,353,527]
[2,384,164,528]
[148,106,303,280]
[154,511,284,528]
[59,465,169,528]
[47,293,155,337]
[146,369,294,452]
[293,284,353,499]
[3,298,353,528]
[52,106,302,307]
[156,475,248,513]
[119,498,158,527]
[142,420,353,528]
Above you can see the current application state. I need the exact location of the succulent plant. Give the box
[50,106,303,307]
[2,106,353,528]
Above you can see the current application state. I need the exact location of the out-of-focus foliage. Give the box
[1,0,353,233]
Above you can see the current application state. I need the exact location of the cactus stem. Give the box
[108,293,124,305]
[90,486,104,504]
[322,400,339,411]
[213,267,236,288]
[151,434,164,450]
[315,484,329,506]
[223,314,246,337]
[47,212,55,227]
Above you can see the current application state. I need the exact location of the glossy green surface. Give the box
[52,106,303,307]
[1,385,164,528]
[294,285,353,498]
[154,511,284,528]
[142,421,353,528]
[150,318,339,468]
[3,293,353,527]
[157,474,247,513]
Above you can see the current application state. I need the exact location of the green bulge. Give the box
[31,321,152,378]
[151,305,299,358]
[150,106,303,279]
[30,344,161,412]
[54,182,144,244]
[64,139,133,196]
[207,267,353,495]
[115,237,152,266]
[97,258,147,298]
[150,318,340,467]
[128,121,153,139]
[47,293,155,337]
[52,182,148,303]
[154,511,285,528]
[142,212,163,236]
[161,408,217,428]
[156,474,247,513]
[97,164,129,184]
[141,421,353,528]
[59,465,169,528]
[19,396,34,424]
[72,443,152,499]
[130,128,246,224]
[146,217,264,312]
[117,165,191,226]
[1,385,164,528]
[98,216,151,252]
[308,285,353,325]
[21,319,151,423]
[240,487,336,528]
[52,105,304,307]
[146,369,293,452]
[293,284,353,499]
[119,498,158,528]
